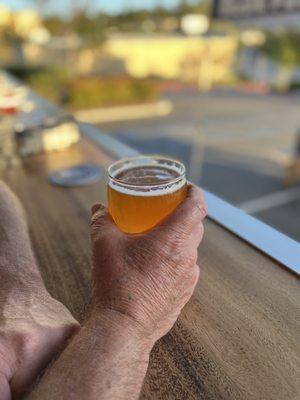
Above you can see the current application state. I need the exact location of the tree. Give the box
[43,16,66,36]
[260,31,300,67]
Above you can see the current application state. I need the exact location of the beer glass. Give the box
[107,156,187,234]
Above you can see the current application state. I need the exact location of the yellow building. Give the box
[105,34,238,89]
[0,5,11,28]
[0,6,42,37]
[14,9,42,37]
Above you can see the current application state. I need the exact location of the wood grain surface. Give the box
[1,138,299,400]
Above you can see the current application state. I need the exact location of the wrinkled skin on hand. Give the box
[91,185,207,345]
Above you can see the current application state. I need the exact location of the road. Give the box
[96,90,300,242]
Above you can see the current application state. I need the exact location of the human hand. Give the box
[90,184,206,346]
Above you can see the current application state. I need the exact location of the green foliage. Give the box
[71,12,106,45]
[27,67,70,102]
[42,0,211,37]
[67,76,158,109]
[43,16,66,36]
[176,0,211,16]
[22,67,158,108]
[44,13,106,45]
[103,1,211,32]
[259,31,300,67]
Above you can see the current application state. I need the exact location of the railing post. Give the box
[211,0,220,19]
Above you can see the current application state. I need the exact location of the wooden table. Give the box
[1,137,299,400]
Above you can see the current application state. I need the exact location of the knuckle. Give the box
[201,204,208,218]
[91,203,101,214]
[187,250,198,266]
[189,198,199,210]
[192,221,204,241]
[198,222,204,238]
[91,214,98,226]
[188,199,201,217]
[91,211,106,228]
[175,249,198,270]
[189,185,207,211]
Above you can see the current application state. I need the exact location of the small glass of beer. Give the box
[107,156,187,234]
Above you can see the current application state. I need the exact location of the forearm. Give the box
[0,181,44,290]
[0,181,79,398]
[27,310,152,400]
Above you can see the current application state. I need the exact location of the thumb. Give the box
[90,203,120,238]
[91,203,103,215]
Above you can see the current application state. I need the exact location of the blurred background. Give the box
[0,0,300,242]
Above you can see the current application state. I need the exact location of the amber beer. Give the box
[107,156,187,234]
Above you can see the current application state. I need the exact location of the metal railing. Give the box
[4,70,299,275]
[83,122,300,275]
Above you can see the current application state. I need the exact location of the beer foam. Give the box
[108,177,186,196]
[109,165,186,196]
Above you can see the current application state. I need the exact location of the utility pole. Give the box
[211,0,220,19]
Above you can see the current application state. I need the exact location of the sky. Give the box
[1,0,201,16]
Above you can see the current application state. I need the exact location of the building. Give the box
[0,6,42,37]
[105,34,238,90]
[212,0,300,30]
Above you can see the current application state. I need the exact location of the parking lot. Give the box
[97,90,300,242]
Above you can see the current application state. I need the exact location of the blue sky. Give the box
[2,0,200,16]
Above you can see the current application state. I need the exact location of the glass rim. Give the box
[107,155,186,189]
